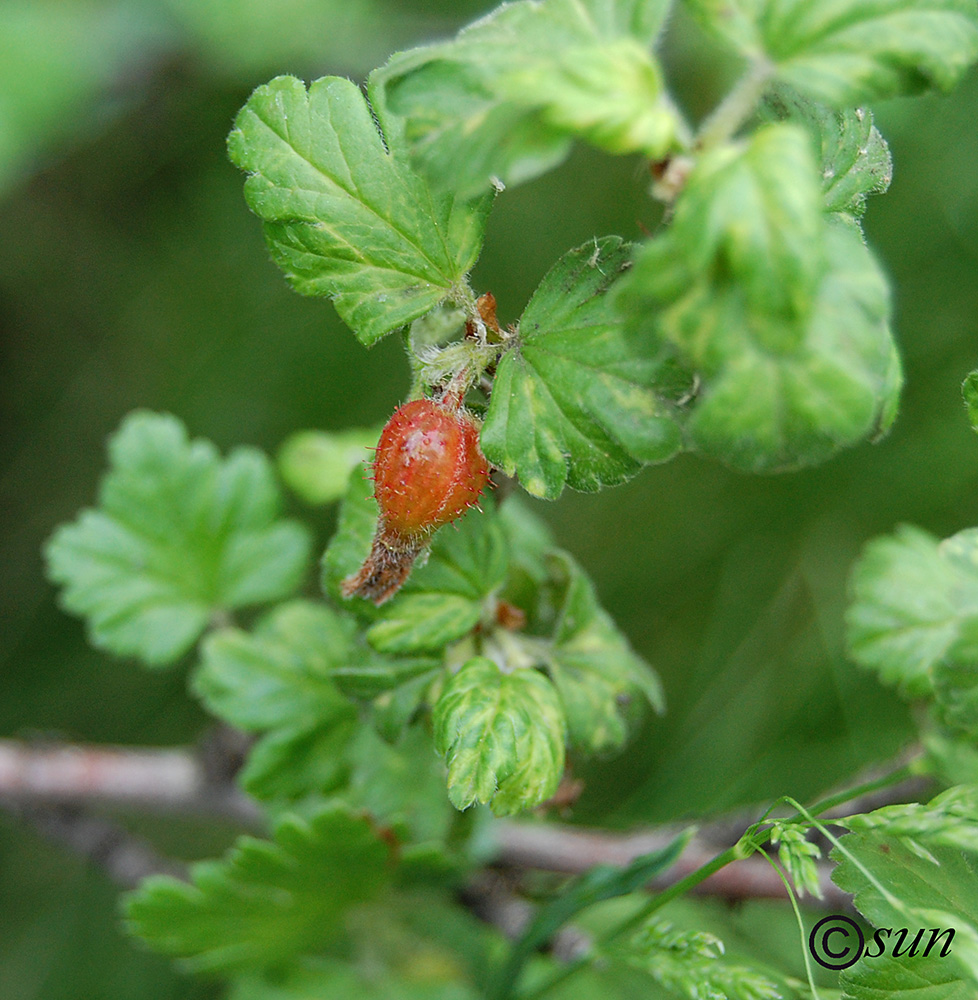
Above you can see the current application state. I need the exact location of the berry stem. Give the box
[340,528,426,605]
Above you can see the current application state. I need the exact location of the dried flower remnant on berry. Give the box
[342,398,490,605]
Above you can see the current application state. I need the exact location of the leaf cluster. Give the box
[226,0,978,488]
[37,0,978,997]
[43,410,666,984]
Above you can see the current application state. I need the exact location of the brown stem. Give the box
[0,738,927,911]
[341,528,427,605]
[0,737,263,828]
[490,820,852,909]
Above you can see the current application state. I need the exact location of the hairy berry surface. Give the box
[373,398,489,541]
[342,397,490,605]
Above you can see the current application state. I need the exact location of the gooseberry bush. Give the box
[39,1,978,998]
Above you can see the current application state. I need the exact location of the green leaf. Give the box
[625,124,827,335]
[193,601,358,801]
[229,957,479,1000]
[687,0,978,106]
[963,370,978,434]
[346,724,454,844]
[619,157,901,472]
[240,721,354,801]
[369,669,441,741]
[193,601,356,731]
[228,75,491,346]
[123,805,390,973]
[371,0,676,198]
[832,800,978,990]
[489,833,690,1000]
[846,525,978,699]
[277,427,380,505]
[842,952,974,1000]
[366,501,509,653]
[324,467,510,650]
[497,496,555,583]
[934,660,978,739]
[481,236,682,499]
[774,0,978,106]
[815,107,892,217]
[227,894,490,1000]
[433,656,566,815]
[495,495,557,625]
[331,655,441,701]
[843,785,978,854]
[546,552,663,753]
[620,919,783,1000]
[321,467,381,612]
[44,411,310,668]
[367,592,483,654]
[764,91,892,218]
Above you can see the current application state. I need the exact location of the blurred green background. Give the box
[2,1,977,997]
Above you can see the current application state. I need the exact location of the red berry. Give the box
[374,399,489,541]
[342,398,490,605]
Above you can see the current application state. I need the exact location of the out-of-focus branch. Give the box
[489,820,852,910]
[0,737,930,910]
[0,737,264,828]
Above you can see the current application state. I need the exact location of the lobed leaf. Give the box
[625,124,827,339]
[687,0,978,106]
[546,552,664,753]
[321,466,381,611]
[846,525,978,699]
[240,721,355,801]
[193,601,356,731]
[225,896,489,1000]
[371,0,676,198]
[193,601,360,800]
[844,785,978,855]
[832,803,978,990]
[329,654,441,701]
[124,806,390,973]
[842,953,975,1000]
[323,466,509,651]
[618,132,901,473]
[44,411,310,667]
[365,503,509,654]
[433,656,566,815]
[481,236,682,499]
[934,661,978,740]
[228,75,491,345]
[764,90,892,218]
[346,725,454,845]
